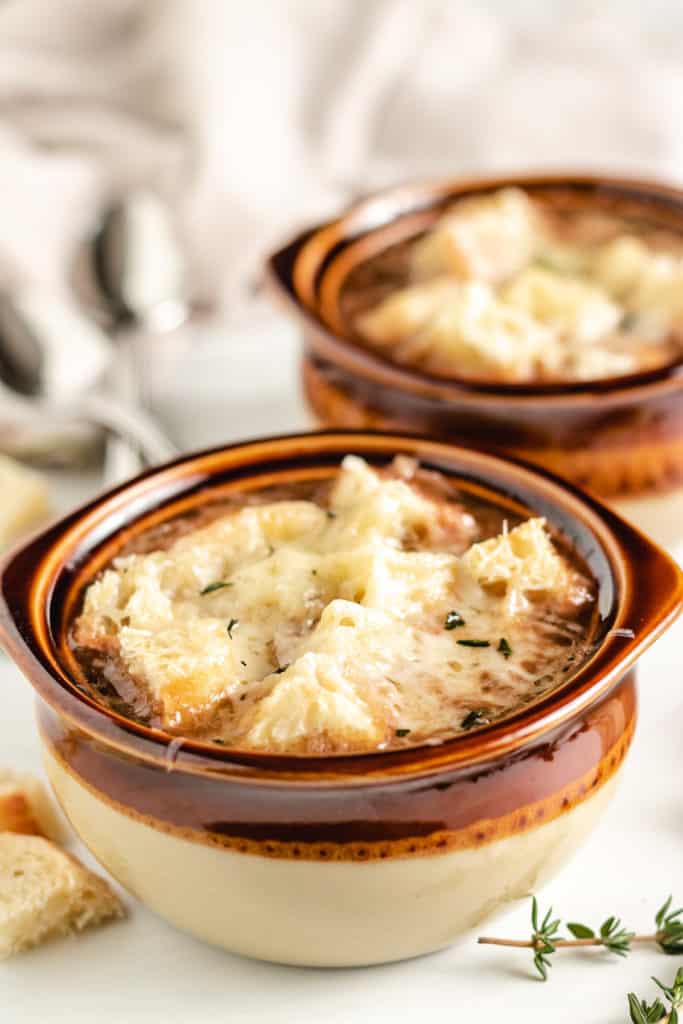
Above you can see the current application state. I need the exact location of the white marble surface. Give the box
[2,315,682,1023]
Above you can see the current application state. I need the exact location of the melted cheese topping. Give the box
[73,456,593,754]
[355,188,683,382]
[502,269,622,346]
[360,279,555,381]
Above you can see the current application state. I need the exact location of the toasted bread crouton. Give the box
[0,833,124,958]
[0,770,66,842]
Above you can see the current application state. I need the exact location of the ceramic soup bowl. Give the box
[0,432,680,966]
[268,174,683,544]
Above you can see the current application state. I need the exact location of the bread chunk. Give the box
[0,833,124,959]
[0,455,50,550]
[411,187,539,283]
[0,770,66,842]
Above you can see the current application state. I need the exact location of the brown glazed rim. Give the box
[0,430,681,786]
[267,171,683,406]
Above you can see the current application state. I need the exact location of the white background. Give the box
[1,0,683,1017]
[1,317,682,1023]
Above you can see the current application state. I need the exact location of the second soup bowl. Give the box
[268,174,683,543]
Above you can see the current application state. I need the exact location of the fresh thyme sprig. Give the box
[565,914,635,957]
[627,992,669,1024]
[655,897,683,955]
[478,895,681,981]
[530,897,562,981]
[628,966,683,1023]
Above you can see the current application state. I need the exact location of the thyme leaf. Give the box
[444,610,466,630]
[655,896,683,955]
[461,709,490,730]
[200,581,232,596]
[630,967,683,1023]
[497,637,513,659]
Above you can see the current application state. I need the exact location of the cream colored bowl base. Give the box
[44,747,618,967]
[612,486,683,552]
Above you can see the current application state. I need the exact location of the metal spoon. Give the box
[83,190,190,478]
[0,289,177,482]
[91,190,189,332]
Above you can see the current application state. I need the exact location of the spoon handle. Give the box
[101,436,145,489]
[79,392,178,467]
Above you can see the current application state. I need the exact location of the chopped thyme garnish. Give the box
[200,581,232,596]
[326,510,337,520]
[240,660,247,667]
[498,637,512,659]
[444,610,466,630]
[534,673,554,688]
[395,728,411,737]
[226,618,239,638]
[274,664,290,675]
[213,738,226,745]
[461,709,490,730]
[457,639,490,648]
[621,311,638,331]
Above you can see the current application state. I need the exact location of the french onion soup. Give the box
[71,456,598,754]
[347,187,683,383]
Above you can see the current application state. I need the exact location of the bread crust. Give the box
[0,770,66,842]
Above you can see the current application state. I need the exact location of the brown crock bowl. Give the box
[0,431,681,966]
[268,173,683,519]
